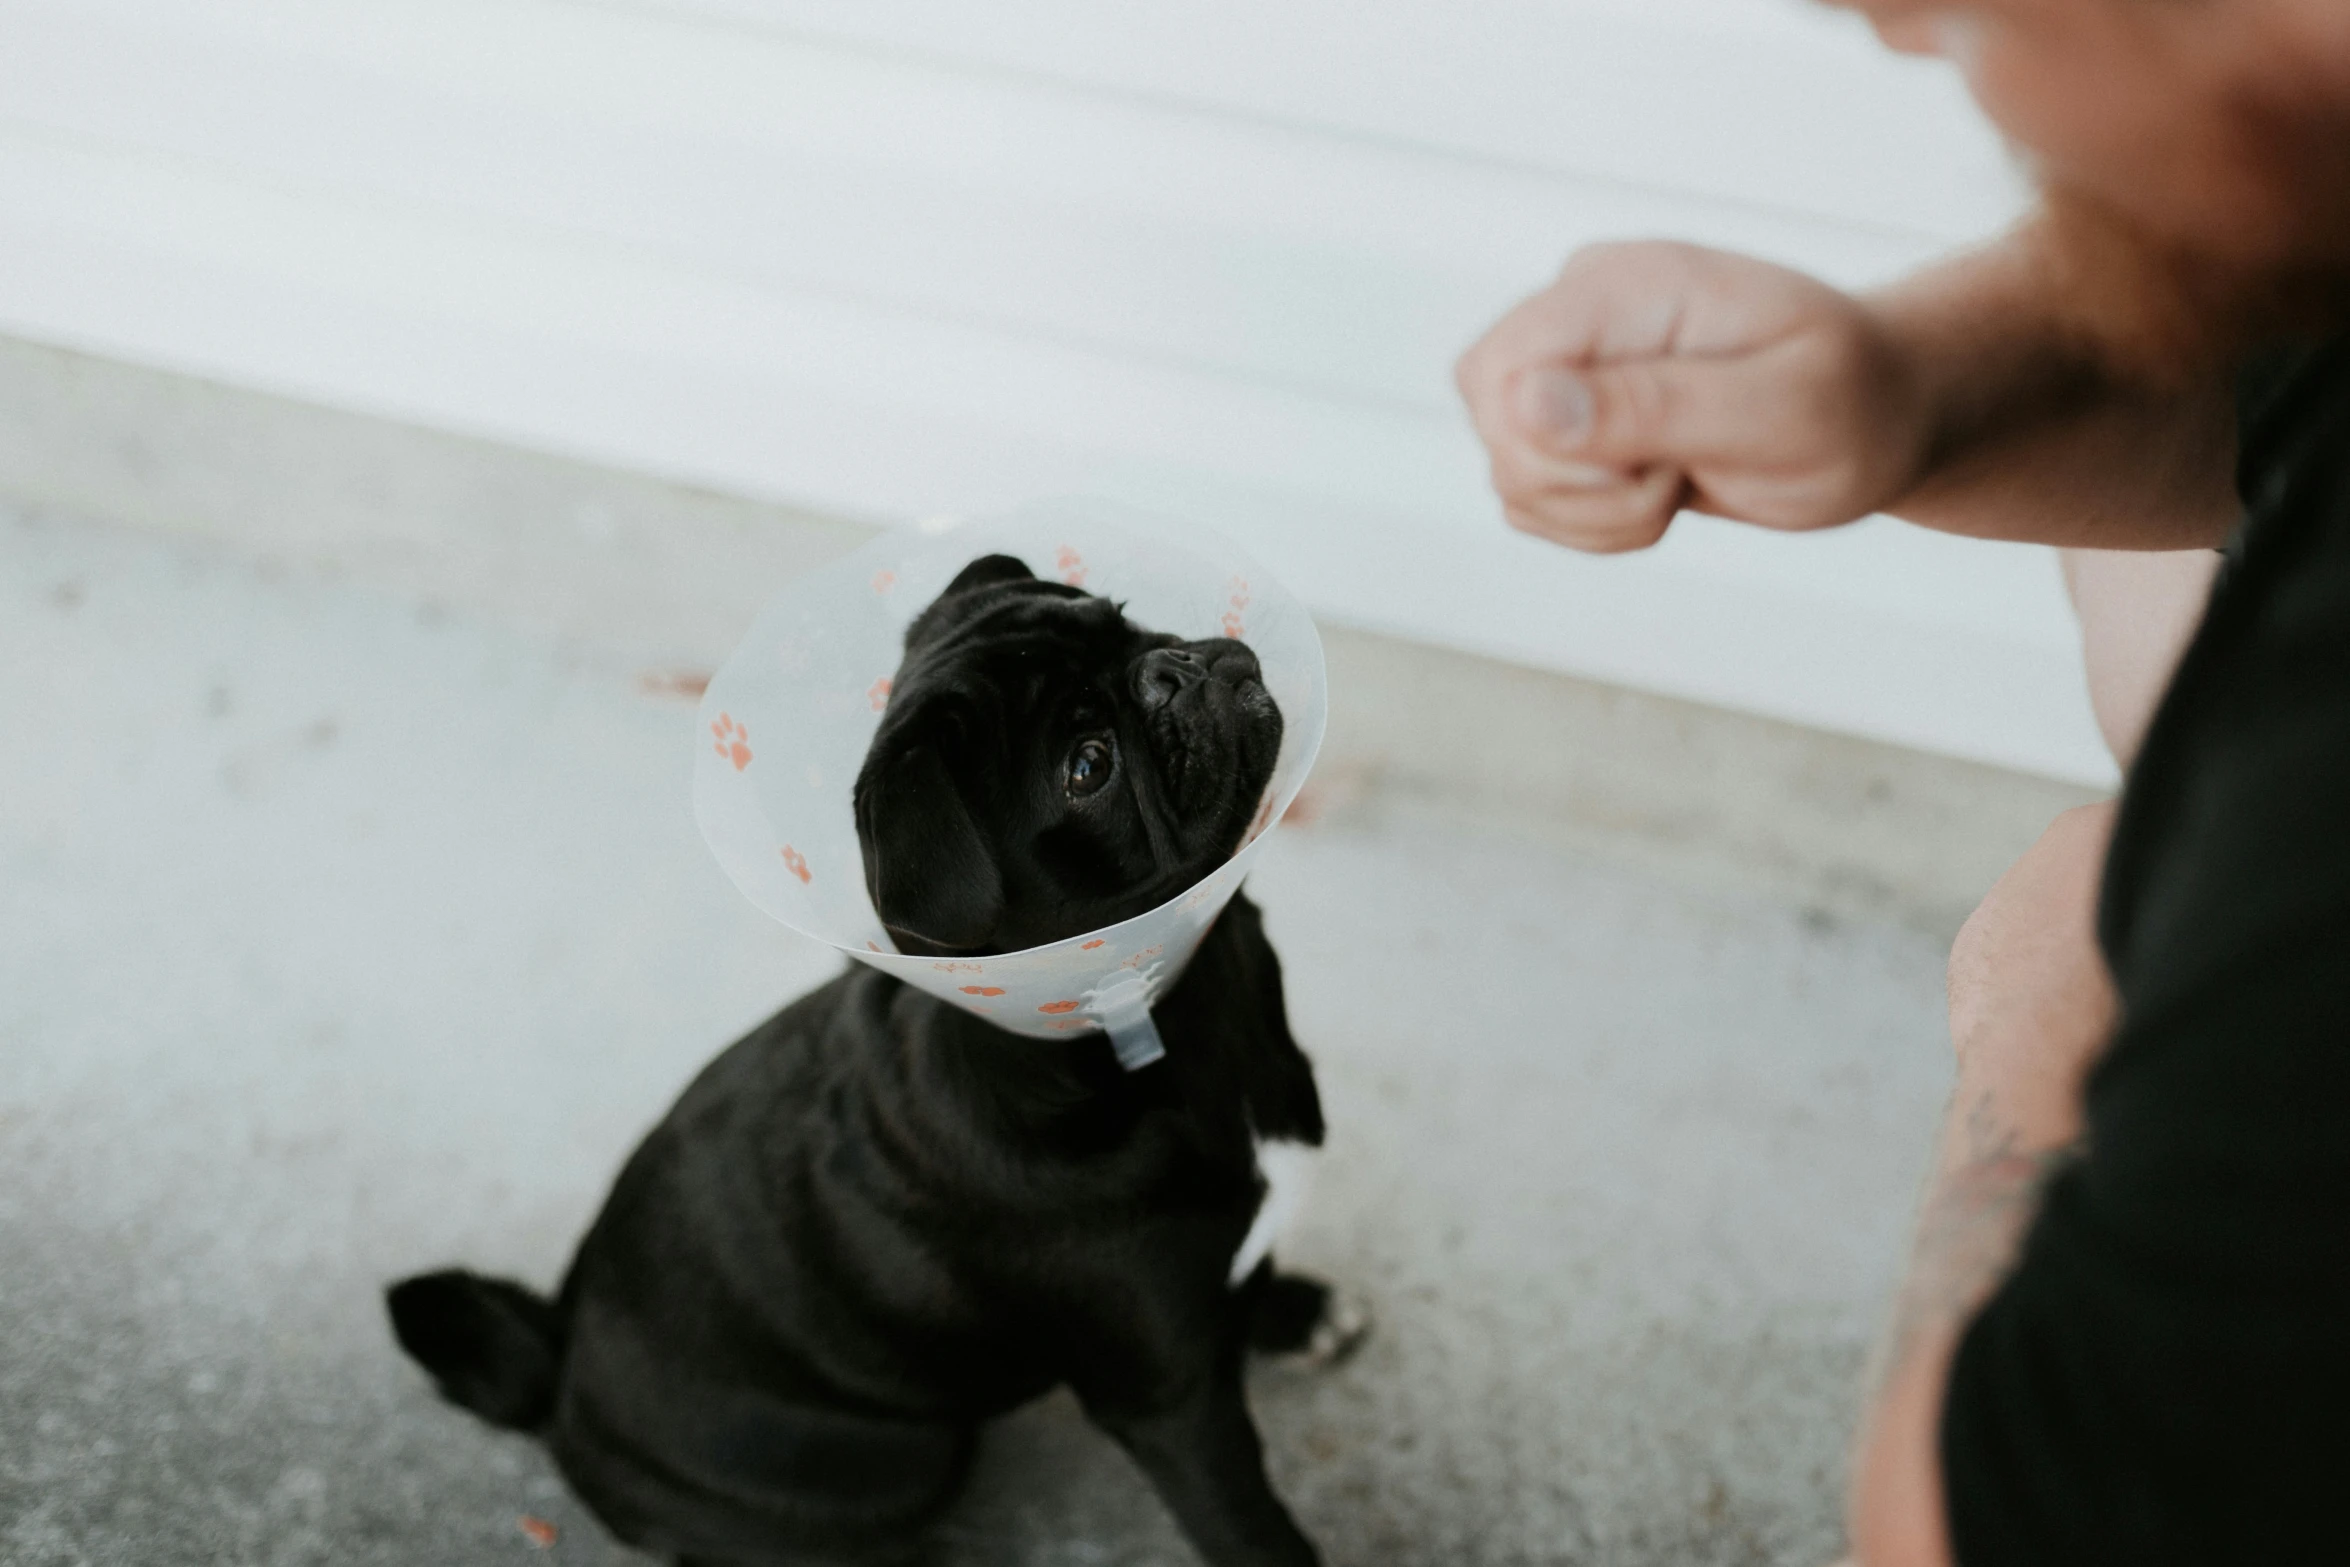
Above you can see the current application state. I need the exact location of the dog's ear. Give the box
[855,740,1004,952]
[942,554,1035,596]
[905,555,1038,655]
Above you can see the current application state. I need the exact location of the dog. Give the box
[387,554,1356,1567]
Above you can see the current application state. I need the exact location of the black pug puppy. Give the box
[387,555,1356,1567]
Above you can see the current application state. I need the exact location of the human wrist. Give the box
[1863,231,2110,510]
[1856,292,1969,508]
[1820,293,1943,519]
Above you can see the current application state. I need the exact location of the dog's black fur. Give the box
[388,556,1339,1567]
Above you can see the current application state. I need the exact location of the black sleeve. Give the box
[1937,920,2350,1566]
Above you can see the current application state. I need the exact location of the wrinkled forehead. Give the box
[908,586,1137,672]
[883,588,1143,742]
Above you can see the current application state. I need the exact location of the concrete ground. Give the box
[1,493,1973,1567]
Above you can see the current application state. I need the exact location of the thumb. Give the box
[1509,357,1749,469]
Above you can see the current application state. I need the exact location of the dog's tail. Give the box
[385,1269,567,1431]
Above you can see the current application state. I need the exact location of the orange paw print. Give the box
[872,568,897,595]
[780,845,811,883]
[1222,576,1250,638]
[1081,939,1107,950]
[1038,999,1082,1014]
[1120,944,1163,970]
[1055,545,1087,588]
[867,676,892,712]
[711,713,752,770]
[960,984,1005,996]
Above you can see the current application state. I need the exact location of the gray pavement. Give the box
[2,501,1959,1566]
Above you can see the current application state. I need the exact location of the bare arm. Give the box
[2058,546,2222,764]
[1872,228,2240,548]
[1456,222,2241,554]
[1845,803,2118,1567]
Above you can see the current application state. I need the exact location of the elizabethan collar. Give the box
[694,503,1326,1067]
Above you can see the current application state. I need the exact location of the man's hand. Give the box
[1454,241,1934,552]
[1456,228,2241,552]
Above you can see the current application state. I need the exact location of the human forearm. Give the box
[1869,223,2240,549]
[1846,805,2118,1567]
[1847,1025,2090,1567]
[1847,1129,2067,1567]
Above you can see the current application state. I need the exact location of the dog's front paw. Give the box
[1248,1272,1371,1369]
[1297,1287,1371,1369]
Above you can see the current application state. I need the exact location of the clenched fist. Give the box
[1455,241,1938,553]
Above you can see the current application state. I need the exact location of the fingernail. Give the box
[1512,368,1592,450]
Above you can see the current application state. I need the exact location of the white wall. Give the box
[0,0,2110,781]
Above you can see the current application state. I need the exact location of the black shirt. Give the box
[1939,342,2350,1562]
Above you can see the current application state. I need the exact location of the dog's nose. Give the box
[1134,647,1207,710]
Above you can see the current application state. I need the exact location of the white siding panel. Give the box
[0,0,2106,781]
[654,0,2029,240]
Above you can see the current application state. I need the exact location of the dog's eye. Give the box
[1065,737,1114,797]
